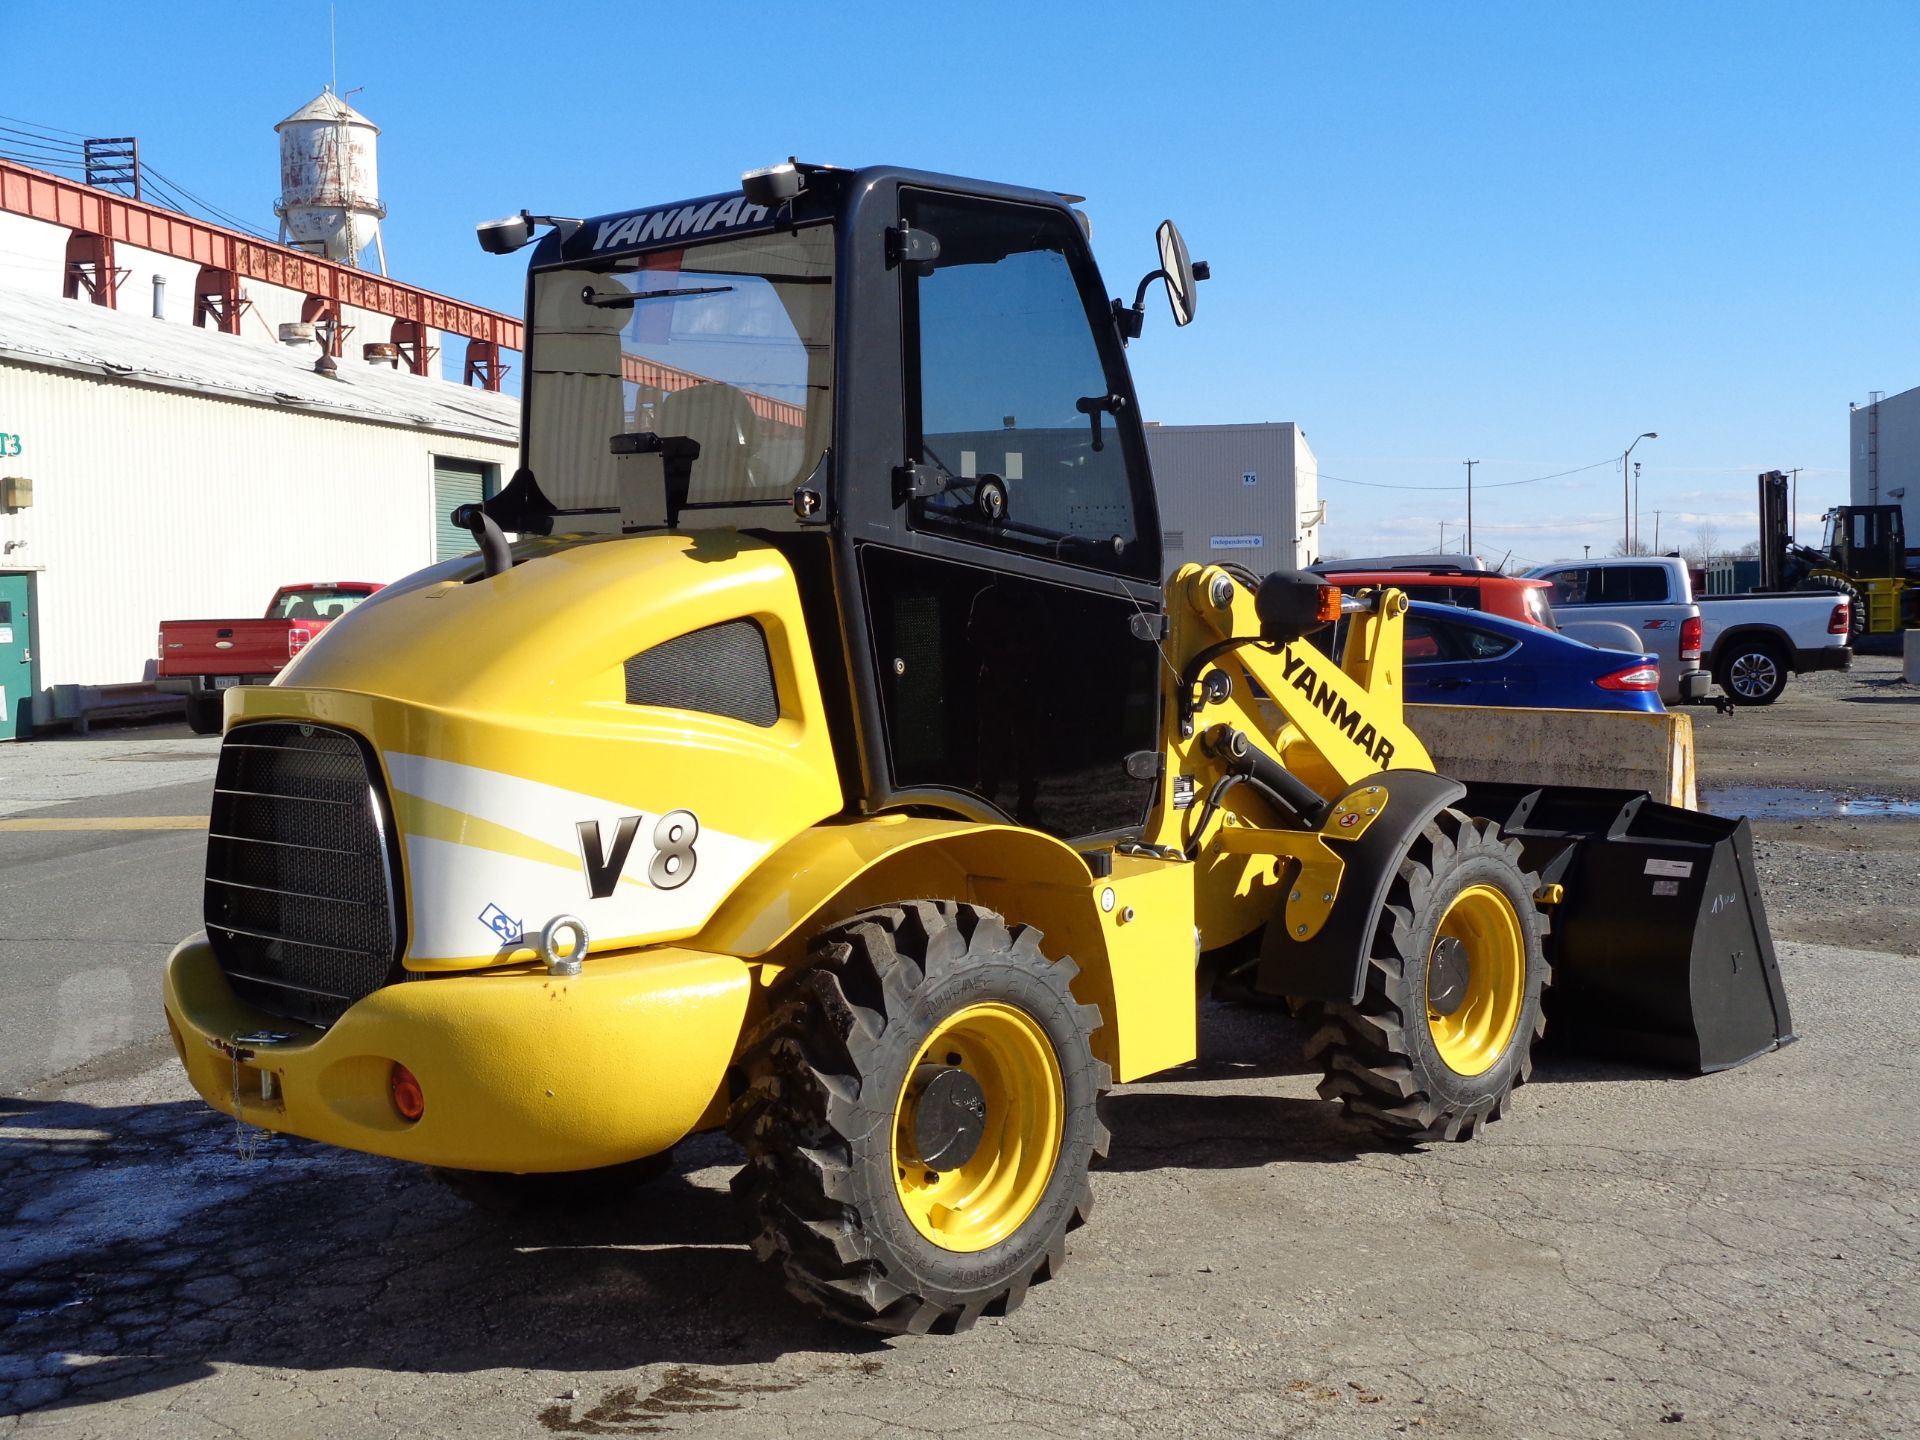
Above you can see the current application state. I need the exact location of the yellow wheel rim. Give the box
[1426,884,1525,1077]
[891,1002,1065,1253]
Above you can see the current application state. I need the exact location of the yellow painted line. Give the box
[0,816,207,831]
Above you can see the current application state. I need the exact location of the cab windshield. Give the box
[525,225,834,521]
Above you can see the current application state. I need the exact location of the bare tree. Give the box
[1681,522,1720,566]
[1609,537,1654,557]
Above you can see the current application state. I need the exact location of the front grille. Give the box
[204,722,402,1027]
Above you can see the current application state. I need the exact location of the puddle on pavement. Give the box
[1704,786,1920,820]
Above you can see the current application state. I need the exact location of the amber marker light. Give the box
[390,1062,426,1121]
[1315,585,1344,623]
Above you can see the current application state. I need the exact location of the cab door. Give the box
[851,188,1165,839]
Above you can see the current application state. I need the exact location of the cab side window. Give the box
[1612,566,1670,602]
[1541,568,1591,606]
[900,191,1154,580]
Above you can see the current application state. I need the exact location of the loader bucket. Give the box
[1461,784,1795,1073]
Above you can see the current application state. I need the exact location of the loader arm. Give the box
[1139,565,1436,955]
[1148,563,1430,822]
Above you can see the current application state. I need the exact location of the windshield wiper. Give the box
[580,284,734,308]
[919,497,1128,558]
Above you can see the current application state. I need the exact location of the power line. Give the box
[141,162,273,238]
[0,110,274,239]
[0,150,87,175]
[0,111,91,138]
[0,124,84,152]
[1317,456,1619,492]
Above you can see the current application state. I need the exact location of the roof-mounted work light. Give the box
[741,162,804,209]
[475,210,582,255]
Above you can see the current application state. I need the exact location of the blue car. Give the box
[1398,601,1664,712]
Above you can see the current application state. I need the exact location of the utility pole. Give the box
[1438,521,1448,552]
[1464,459,1478,555]
[1622,432,1657,553]
[1633,461,1643,552]
[1584,544,1591,559]
[1653,510,1662,553]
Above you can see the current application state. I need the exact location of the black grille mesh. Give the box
[624,619,778,727]
[204,723,401,1026]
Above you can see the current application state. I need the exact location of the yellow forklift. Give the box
[162,162,1791,1335]
[1759,468,1915,635]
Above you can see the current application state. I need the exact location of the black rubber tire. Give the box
[728,901,1109,1335]
[1716,638,1789,706]
[432,1151,674,1214]
[1796,575,1868,637]
[184,692,223,735]
[1305,809,1549,1144]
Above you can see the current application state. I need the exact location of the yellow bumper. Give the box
[163,936,752,1172]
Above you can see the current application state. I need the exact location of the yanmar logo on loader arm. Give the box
[1280,647,1396,766]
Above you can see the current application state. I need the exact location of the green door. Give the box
[433,459,496,562]
[0,573,33,741]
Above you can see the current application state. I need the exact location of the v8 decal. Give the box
[576,810,701,898]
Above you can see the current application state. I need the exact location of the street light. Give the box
[1622,432,1657,552]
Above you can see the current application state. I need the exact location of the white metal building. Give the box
[1850,385,1920,544]
[0,285,516,731]
[1145,421,1323,576]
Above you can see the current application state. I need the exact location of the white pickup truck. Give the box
[1526,556,1852,705]
[1695,588,1854,704]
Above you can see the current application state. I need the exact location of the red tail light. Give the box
[287,626,311,657]
[1596,662,1661,692]
[1678,615,1702,662]
[1828,601,1850,635]
[389,1063,425,1121]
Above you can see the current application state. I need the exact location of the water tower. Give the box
[273,88,387,274]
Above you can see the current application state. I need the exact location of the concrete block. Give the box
[1407,704,1697,810]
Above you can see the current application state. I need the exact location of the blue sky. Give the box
[4,1,1915,565]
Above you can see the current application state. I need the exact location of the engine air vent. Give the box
[624,618,778,727]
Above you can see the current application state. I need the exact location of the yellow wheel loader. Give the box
[162,162,1792,1335]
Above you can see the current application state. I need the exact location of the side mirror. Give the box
[1115,222,1212,341]
[1157,220,1198,326]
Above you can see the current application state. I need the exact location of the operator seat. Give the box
[656,382,761,502]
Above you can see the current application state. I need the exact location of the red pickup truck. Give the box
[158,582,381,733]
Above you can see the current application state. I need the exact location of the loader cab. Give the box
[512,165,1182,841]
[1822,504,1906,580]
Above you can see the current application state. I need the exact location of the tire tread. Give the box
[728,900,1107,1334]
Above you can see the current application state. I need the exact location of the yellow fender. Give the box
[693,815,1199,1082]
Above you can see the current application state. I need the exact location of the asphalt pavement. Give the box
[2,719,1916,1438]
[2,944,1915,1438]
[0,727,216,1095]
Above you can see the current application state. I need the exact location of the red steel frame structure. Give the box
[2,158,521,390]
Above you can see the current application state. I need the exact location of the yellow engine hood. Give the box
[230,529,843,970]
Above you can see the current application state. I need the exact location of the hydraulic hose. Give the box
[1207,725,1332,830]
